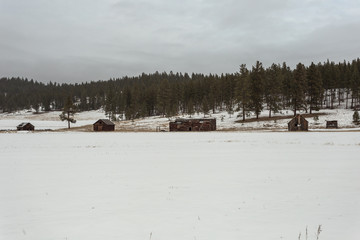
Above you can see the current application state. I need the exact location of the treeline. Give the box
[1,58,360,120]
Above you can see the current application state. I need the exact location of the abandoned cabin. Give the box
[288,114,308,131]
[326,120,338,129]
[169,118,216,131]
[93,119,115,131]
[17,122,35,131]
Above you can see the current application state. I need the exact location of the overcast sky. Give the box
[0,0,359,83]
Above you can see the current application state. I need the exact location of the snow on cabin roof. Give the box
[17,122,32,127]
[94,119,115,125]
[173,118,215,122]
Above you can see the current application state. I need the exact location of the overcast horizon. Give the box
[1,0,359,84]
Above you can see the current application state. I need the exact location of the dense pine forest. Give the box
[1,59,360,121]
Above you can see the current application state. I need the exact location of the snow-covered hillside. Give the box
[0,132,359,240]
[0,107,359,131]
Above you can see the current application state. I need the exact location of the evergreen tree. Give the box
[344,61,352,109]
[157,79,171,116]
[306,62,323,114]
[129,84,141,119]
[124,87,134,120]
[321,60,332,108]
[264,63,282,117]
[187,98,195,117]
[1,57,360,121]
[290,63,307,115]
[236,64,251,121]
[281,63,292,109]
[350,63,360,107]
[249,61,265,119]
[105,87,116,120]
[201,96,210,117]
[330,62,341,107]
[59,96,77,129]
[353,110,360,124]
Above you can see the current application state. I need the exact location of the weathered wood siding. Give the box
[169,118,216,131]
[17,123,35,131]
[93,120,115,131]
[326,120,338,128]
[288,115,308,131]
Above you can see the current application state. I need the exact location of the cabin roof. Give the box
[173,118,215,122]
[94,119,115,125]
[289,114,308,122]
[17,122,33,127]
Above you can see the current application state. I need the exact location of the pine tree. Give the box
[345,61,352,109]
[206,75,216,113]
[223,74,236,114]
[79,91,89,111]
[124,87,133,120]
[321,60,332,108]
[249,61,265,119]
[290,63,307,115]
[105,87,116,120]
[353,110,359,124]
[331,62,341,107]
[2,58,360,120]
[59,96,76,129]
[236,64,251,121]
[350,64,360,107]
[264,63,282,118]
[201,96,209,117]
[187,98,195,117]
[337,61,346,106]
[281,62,292,109]
[129,84,141,119]
[306,62,323,114]
[157,79,171,116]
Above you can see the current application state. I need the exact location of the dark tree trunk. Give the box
[67,111,70,129]
[242,103,245,121]
[269,106,272,118]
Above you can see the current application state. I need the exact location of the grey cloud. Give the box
[0,0,359,83]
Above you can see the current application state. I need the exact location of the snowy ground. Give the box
[0,110,105,130]
[0,132,359,240]
[0,107,359,131]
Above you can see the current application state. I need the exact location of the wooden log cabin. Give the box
[288,115,308,131]
[169,118,216,131]
[326,120,338,129]
[17,122,35,131]
[93,119,115,131]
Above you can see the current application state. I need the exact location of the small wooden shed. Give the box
[288,114,308,131]
[169,118,216,131]
[17,122,35,131]
[93,119,115,131]
[326,120,338,129]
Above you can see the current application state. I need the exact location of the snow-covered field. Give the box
[1,132,359,240]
